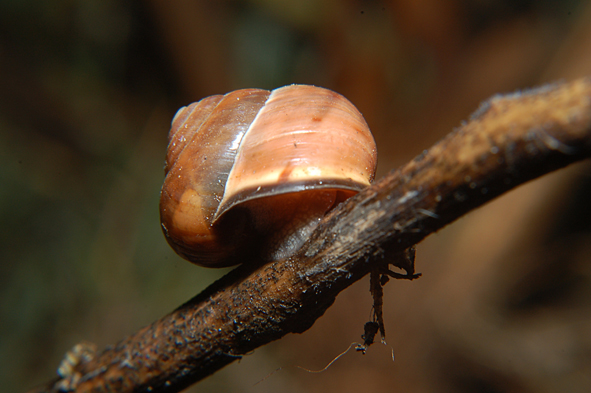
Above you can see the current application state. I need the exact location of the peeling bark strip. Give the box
[32,78,591,393]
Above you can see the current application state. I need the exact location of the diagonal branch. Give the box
[32,78,591,393]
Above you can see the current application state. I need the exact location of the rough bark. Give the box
[32,77,591,393]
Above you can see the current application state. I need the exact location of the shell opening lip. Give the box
[214,178,368,221]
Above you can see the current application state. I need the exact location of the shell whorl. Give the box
[160,84,377,267]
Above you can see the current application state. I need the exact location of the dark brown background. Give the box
[1,1,590,392]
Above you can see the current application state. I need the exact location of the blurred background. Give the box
[1,0,591,392]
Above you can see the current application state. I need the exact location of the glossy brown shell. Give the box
[160,84,377,267]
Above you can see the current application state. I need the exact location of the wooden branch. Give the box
[32,78,591,393]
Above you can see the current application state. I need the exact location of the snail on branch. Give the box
[159,84,377,267]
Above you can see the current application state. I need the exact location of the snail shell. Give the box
[160,84,377,267]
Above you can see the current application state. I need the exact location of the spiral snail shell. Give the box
[159,84,377,267]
